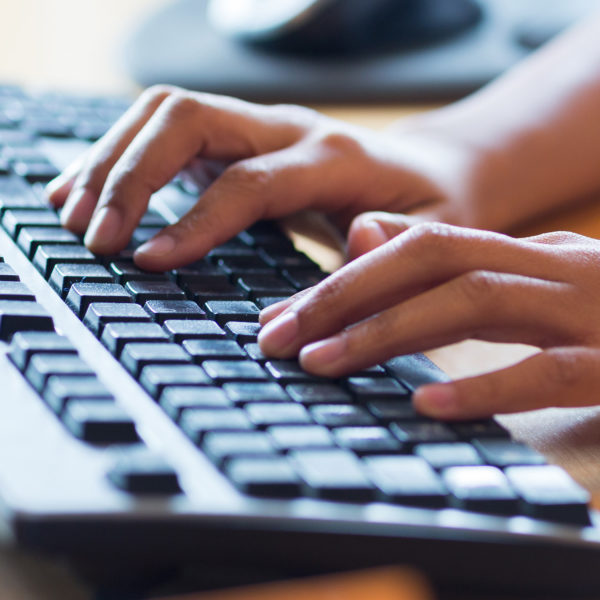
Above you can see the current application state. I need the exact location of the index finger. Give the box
[81,91,315,254]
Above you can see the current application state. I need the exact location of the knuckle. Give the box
[398,221,458,258]
[457,270,503,308]
[221,159,273,193]
[544,348,583,391]
[162,91,203,121]
[314,129,364,156]
[140,84,180,107]
[530,230,583,245]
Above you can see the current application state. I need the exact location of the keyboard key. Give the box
[12,161,60,184]
[33,244,97,278]
[254,296,289,310]
[100,322,168,356]
[108,448,181,494]
[286,383,352,405]
[50,265,113,300]
[9,331,77,370]
[202,431,276,466]
[125,280,186,304]
[243,342,268,363]
[25,353,94,392]
[121,342,191,377]
[109,260,168,284]
[224,321,261,344]
[185,279,245,303]
[268,425,334,450]
[225,457,302,497]
[236,274,295,300]
[44,375,113,413]
[140,363,211,397]
[310,404,376,427]
[182,339,246,362]
[143,299,205,323]
[415,443,483,469]
[333,427,402,455]
[346,376,410,400]
[2,208,60,238]
[473,439,547,467]
[365,456,448,507]
[291,449,374,501]
[0,281,35,300]
[443,466,520,515]
[265,360,322,383]
[160,387,231,419]
[390,421,458,446]
[451,419,510,440]
[203,300,260,325]
[245,402,312,427]
[223,382,289,404]
[505,465,591,525]
[0,300,54,340]
[17,226,79,258]
[367,400,421,421]
[66,282,132,317]
[0,263,19,281]
[62,400,139,443]
[202,360,269,383]
[281,268,326,290]
[180,408,253,443]
[83,302,151,336]
[163,319,226,343]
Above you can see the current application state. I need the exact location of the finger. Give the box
[258,288,314,325]
[45,153,86,206]
[258,224,574,358]
[298,272,574,376]
[83,93,314,255]
[131,143,351,270]
[57,85,181,232]
[413,347,600,419]
[346,211,425,260]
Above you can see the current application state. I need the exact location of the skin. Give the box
[46,13,600,419]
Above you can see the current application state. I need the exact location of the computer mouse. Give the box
[207,0,482,56]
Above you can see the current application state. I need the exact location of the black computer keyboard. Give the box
[1,83,600,597]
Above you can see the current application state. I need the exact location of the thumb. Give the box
[346,211,426,260]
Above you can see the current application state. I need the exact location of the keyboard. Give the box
[1,83,600,598]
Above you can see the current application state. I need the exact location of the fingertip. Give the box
[132,235,176,271]
[60,188,98,233]
[258,299,293,325]
[298,336,346,376]
[45,174,75,207]
[413,383,461,419]
[347,219,389,259]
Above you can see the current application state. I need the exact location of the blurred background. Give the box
[2,0,598,105]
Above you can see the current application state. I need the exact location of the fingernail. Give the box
[259,299,294,325]
[258,311,299,353]
[413,384,458,417]
[84,205,122,251]
[300,335,346,370]
[136,234,176,257]
[60,188,96,229]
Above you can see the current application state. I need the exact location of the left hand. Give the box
[258,217,600,419]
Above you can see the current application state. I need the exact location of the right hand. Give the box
[46,85,476,271]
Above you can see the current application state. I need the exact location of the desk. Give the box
[3,1,600,598]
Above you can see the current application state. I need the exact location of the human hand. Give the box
[45,85,476,270]
[258,220,600,419]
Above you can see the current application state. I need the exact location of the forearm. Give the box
[392,13,600,231]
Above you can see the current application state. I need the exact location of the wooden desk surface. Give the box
[3,1,600,597]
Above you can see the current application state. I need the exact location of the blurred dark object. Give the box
[206,0,481,56]
[122,0,600,103]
